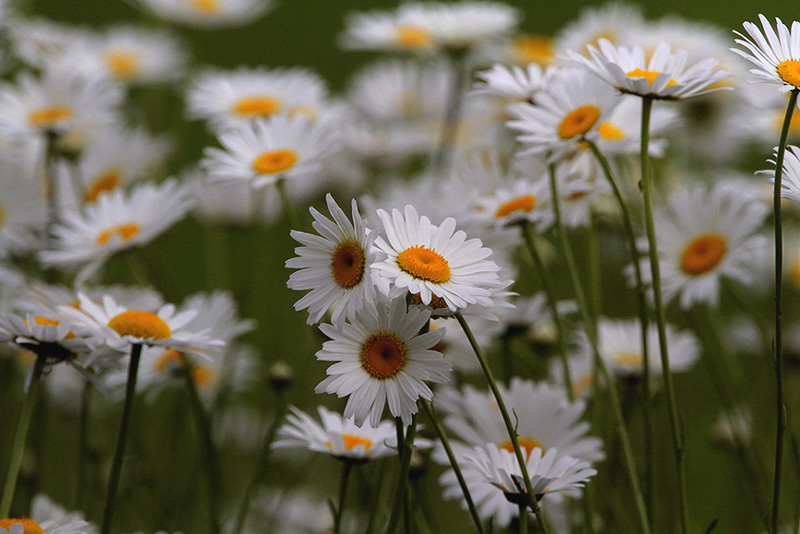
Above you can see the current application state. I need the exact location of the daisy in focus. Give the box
[760,145,800,204]
[732,15,800,91]
[286,194,378,326]
[0,494,95,534]
[314,296,451,427]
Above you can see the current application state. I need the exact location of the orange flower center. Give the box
[331,240,366,289]
[495,195,536,218]
[96,222,141,245]
[252,149,297,174]
[191,0,218,13]
[105,51,140,79]
[360,333,407,379]
[28,106,73,128]
[627,68,677,87]
[394,25,431,48]
[500,437,543,461]
[615,351,642,368]
[777,59,800,88]
[597,121,625,141]
[512,35,553,65]
[0,518,44,534]
[233,96,281,118]
[338,434,374,451]
[85,169,122,202]
[680,234,727,276]
[396,246,451,284]
[108,310,172,340]
[558,105,601,140]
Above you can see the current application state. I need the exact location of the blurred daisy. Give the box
[0,312,89,365]
[569,39,732,100]
[286,194,378,326]
[0,170,46,256]
[502,34,554,66]
[0,516,93,534]
[639,183,769,308]
[594,95,678,156]
[507,68,620,160]
[554,2,644,56]
[315,296,451,427]
[202,115,338,190]
[732,15,800,91]
[188,168,280,226]
[473,63,549,104]
[39,180,192,282]
[188,67,329,129]
[760,145,800,204]
[11,18,91,68]
[473,178,553,230]
[273,405,400,461]
[373,204,502,311]
[134,0,275,29]
[27,494,97,534]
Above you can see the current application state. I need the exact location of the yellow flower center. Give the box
[108,310,172,340]
[627,68,677,87]
[396,245,451,284]
[332,434,374,451]
[573,374,594,397]
[331,240,366,289]
[288,106,317,121]
[615,351,642,368]
[790,258,800,286]
[252,149,297,174]
[85,169,122,202]
[495,195,536,218]
[558,105,601,140]
[96,222,141,245]
[500,437,543,461]
[34,316,59,327]
[0,519,44,534]
[233,96,281,118]
[512,35,553,65]
[394,25,431,48]
[28,106,73,128]
[680,234,727,276]
[105,51,140,80]
[597,121,625,141]
[777,59,800,88]
[360,333,407,379]
[191,0,218,13]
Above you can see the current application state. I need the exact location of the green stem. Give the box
[333,461,354,534]
[276,178,300,230]
[455,313,535,502]
[587,214,602,334]
[75,378,91,510]
[586,139,653,523]
[432,52,466,175]
[101,343,143,534]
[638,95,689,534]
[518,501,528,534]
[0,353,47,517]
[420,400,484,534]
[547,164,651,534]
[385,413,418,534]
[770,88,799,534]
[231,390,287,534]
[531,499,550,534]
[182,359,221,534]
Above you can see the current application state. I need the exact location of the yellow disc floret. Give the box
[558,105,601,140]
[777,59,800,88]
[501,437,543,461]
[252,149,298,174]
[341,434,374,451]
[108,310,172,340]
[28,106,73,128]
[191,0,218,13]
[360,333,407,379]
[680,234,727,276]
[627,68,677,87]
[105,51,140,80]
[85,169,122,202]
[331,240,366,289]
[396,246,451,284]
[597,121,625,141]
[233,96,281,118]
[615,351,642,368]
[495,195,536,219]
[512,35,553,65]
[96,223,141,245]
[0,518,44,534]
[394,25,431,48]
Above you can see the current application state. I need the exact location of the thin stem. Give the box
[586,139,653,522]
[231,390,287,534]
[531,499,550,534]
[770,88,799,534]
[432,53,466,176]
[182,359,221,534]
[101,343,143,534]
[455,313,535,502]
[420,400,484,534]
[385,413,418,534]
[518,501,528,534]
[587,214,602,334]
[75,378,91,510]
[547,165,651,534]
[276,178,300,230]
[638,95,691,534]
[333,461,354,534]
[0,353,47,517]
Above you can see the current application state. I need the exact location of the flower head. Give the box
[759,145,800,204]
[732,15,800,91]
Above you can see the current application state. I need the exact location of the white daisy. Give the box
[732,15,800,91]
[760,145,800,204]
[473,177,553,231]
[39,180,192,281]
[568,38,732,100]
[201,115,338,190]
[272,405,400,461]
[314,296,451,427]
[134,0,275,29]
[0,516,93,534]
[0,167,46,256]
[10,18,91,69]
[499,34,555,66]
[594,95,678,156]
[554,2,644,56]
[29,494,97,534]
[473,63,550,104]
[0,312,89,363]
[507,67,620,160]
[372,204,502,312]
[187,67,329,130]
[286,194,379,327]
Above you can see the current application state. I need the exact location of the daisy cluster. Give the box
[1,0,800,533]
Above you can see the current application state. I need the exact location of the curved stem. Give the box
[75,378,91,510]
[420,400,484,534]
[547,164,651,534]
[101,343,143,534]
[530,499,550,534]
[770,88,799,534]
[276,178,300,230]
[333,461,354,534]
[518,501,528,534]
[385,413,418,534]
[0,354,47,517]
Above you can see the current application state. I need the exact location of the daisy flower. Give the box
[554,2,644,56]
[502,34,555,66]
[314,296,451,427]
[188,168,280,226]
[187,67,329,130]
[568,39,732,100]
[134,0,275,29]
[286,194,379,327]
[732,15,800,91]
[473,63,550,104]
[372,204,502,312]
[201,115,338,190]
[760,145,800,204]
[507,68,620,160]
[0,517,93,534]
[639,182,769,308]
[0,312,89,364]
[594,95,678,157]
[272,405,400,461]
[27,494,97,534]
[10,18,91,69]
[473,177,553,231]
[0,167,46,256]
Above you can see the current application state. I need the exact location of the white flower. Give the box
[134,0,275,29]
[0,312,89,363]
[0,494,95,533]
[0,164,46,256]
[314,296,451,427]
[286,194,379,326]
[473,177,553,230]
[760,145,800,204]
[554,2,644,56]
[473,63,549,103]
[372,205,502,311]
[732,15,800,91]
